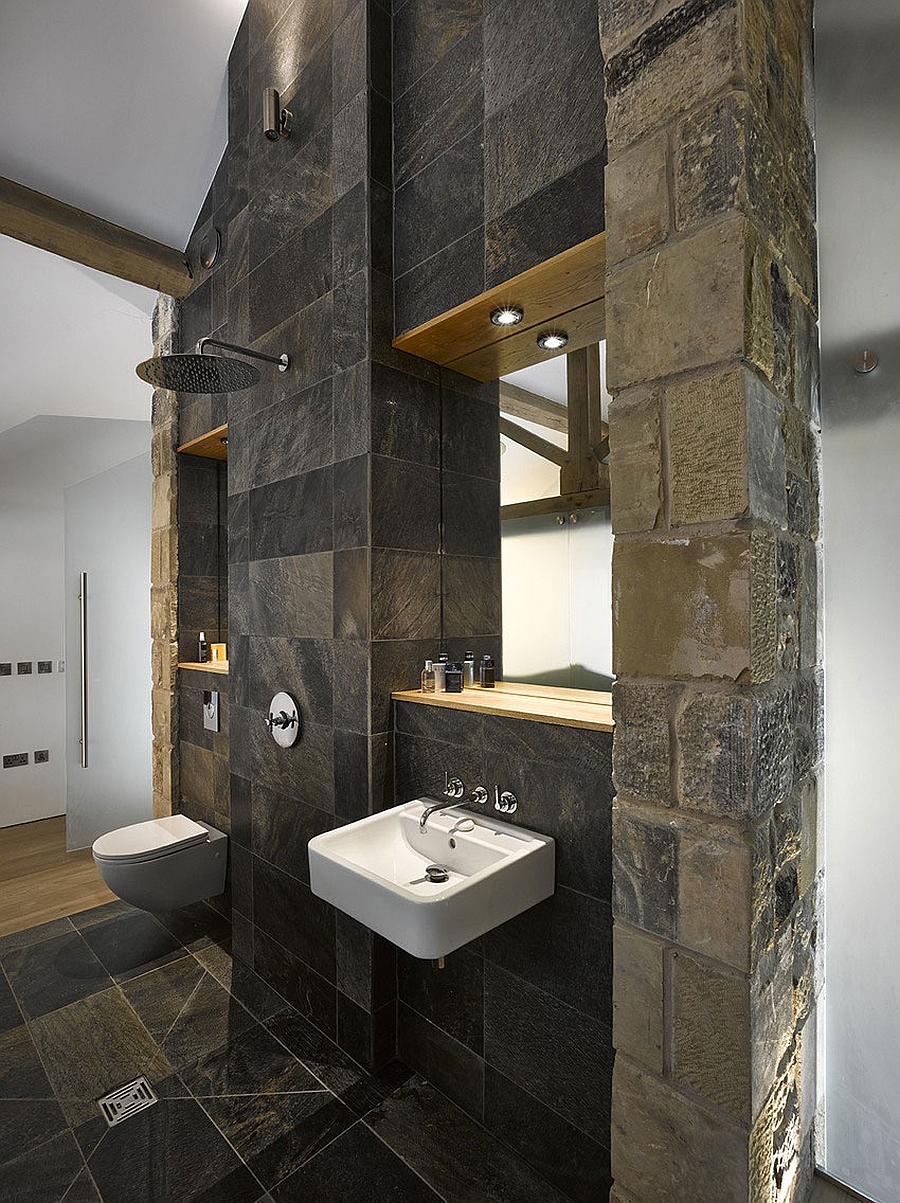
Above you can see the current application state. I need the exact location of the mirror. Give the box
[497,342,613,692]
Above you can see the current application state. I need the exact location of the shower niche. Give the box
[176,424,228,674]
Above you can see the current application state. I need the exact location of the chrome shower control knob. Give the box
[266,692,301,748]
[469,785,488,806]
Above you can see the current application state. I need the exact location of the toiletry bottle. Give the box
[421,660,436,693]
[434,652,450,691]
[463,650,476,689]
[479,654,495,688]
[198,631,208,663]
[445,662,463,693]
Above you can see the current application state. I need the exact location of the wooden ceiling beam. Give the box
[0,175,193,297]
[499,381,568,433]
[499,416,568,466]
[500,482,610,521]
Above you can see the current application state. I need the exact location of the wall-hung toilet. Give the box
[92,815,227,911]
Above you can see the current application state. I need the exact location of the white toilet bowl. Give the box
[92,814,228,911]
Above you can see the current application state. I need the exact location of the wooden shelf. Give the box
[177,424,228,460]
[392,681,613,732]
[392,232,606,382]
[178,661,228,675]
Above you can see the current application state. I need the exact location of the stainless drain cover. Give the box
[98,1076,158,1127]
[425,864,450,883]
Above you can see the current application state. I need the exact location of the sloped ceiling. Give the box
[0,0,247,437]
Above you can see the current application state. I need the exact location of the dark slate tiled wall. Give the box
[178,666,232,920]
[393,0,607,334]
[393,700,614,1203]
[175,0,501,1070]
[176,458,228,663]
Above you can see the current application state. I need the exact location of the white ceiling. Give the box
[0,0,247,440]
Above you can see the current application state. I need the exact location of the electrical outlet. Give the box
[0,663,10,676]
[3,753,28,768]
[34,750,49,764]
[37,661,52,674]
[17,662,32,675]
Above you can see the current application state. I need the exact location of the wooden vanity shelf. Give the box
[177,424,228,460]
[392,232,606,382]
[392,681,613,732]
[178,661,229,675]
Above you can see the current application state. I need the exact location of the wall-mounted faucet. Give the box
[418,773,489,830]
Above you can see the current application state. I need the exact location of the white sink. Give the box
[308,800,555,959]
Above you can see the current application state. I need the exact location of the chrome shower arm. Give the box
[195,337,289,371]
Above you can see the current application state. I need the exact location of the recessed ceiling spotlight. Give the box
[537,331,569,350]
[490,306,524,327]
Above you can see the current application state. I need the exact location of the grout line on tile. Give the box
[158,969,209,1045]
[189,1091,269,1197]
[363,1116,451,1203]
[267,1117,363,1193]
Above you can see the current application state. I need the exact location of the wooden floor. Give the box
[812,1175,869,1202]
[0,815,116,937]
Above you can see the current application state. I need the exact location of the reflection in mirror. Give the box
[499,343,612,691]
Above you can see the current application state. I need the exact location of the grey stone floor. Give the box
[0,899,574,1202]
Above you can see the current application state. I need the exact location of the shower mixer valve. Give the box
[265,692,301,748]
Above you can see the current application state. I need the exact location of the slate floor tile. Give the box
[0,1023,55,1098]
[28,986,173,1126]
[200,1090,356,1190]
[59,1165,102,1202]
[273,1120,442,1202]
[120,955,206,1042]
[80,910,184,982]
[365,1076,571,1203]
[69,901,137,931]
[160,971,256,1069]
[2,930,111,1020]
[153,902,232,952]
[265,1007,401,1115]
[0,916,74,956]
[0,1129,85,1202]
[193,944,286,1022]
[0,1097,68,1167]
[86,1091,262,1203]
[0,968,23,1033]
[181,1022,321,1097]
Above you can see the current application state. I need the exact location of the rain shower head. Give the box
[136,338,289,394]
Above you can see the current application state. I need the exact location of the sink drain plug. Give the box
[424,864,450,883]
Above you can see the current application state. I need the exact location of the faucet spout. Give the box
[418,797,467,832]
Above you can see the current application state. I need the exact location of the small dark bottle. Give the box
[445,662,463,693]
[479,654,495,688]
[198,631,209,663]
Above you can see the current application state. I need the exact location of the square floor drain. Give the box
[97,1076,158,1127]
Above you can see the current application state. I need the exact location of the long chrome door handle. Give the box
[79,571,88,768]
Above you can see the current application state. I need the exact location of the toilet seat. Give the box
[92,815,209,865]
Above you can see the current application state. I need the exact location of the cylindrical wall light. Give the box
[263,88,293,141]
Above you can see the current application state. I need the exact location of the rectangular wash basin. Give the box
[308,800,555,959]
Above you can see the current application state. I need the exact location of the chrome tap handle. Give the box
[443,771,465,799]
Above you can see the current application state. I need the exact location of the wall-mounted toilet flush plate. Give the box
[266,691,301,747]
[202,690,219,732]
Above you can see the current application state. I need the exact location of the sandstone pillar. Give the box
[600,1,822,1199]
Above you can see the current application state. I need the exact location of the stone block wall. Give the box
[392,0,607,334]
[600,1,822,1200]
[149,295,180,820]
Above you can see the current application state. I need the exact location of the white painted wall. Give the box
[817,2,900,1198]
[0,417,149,830]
